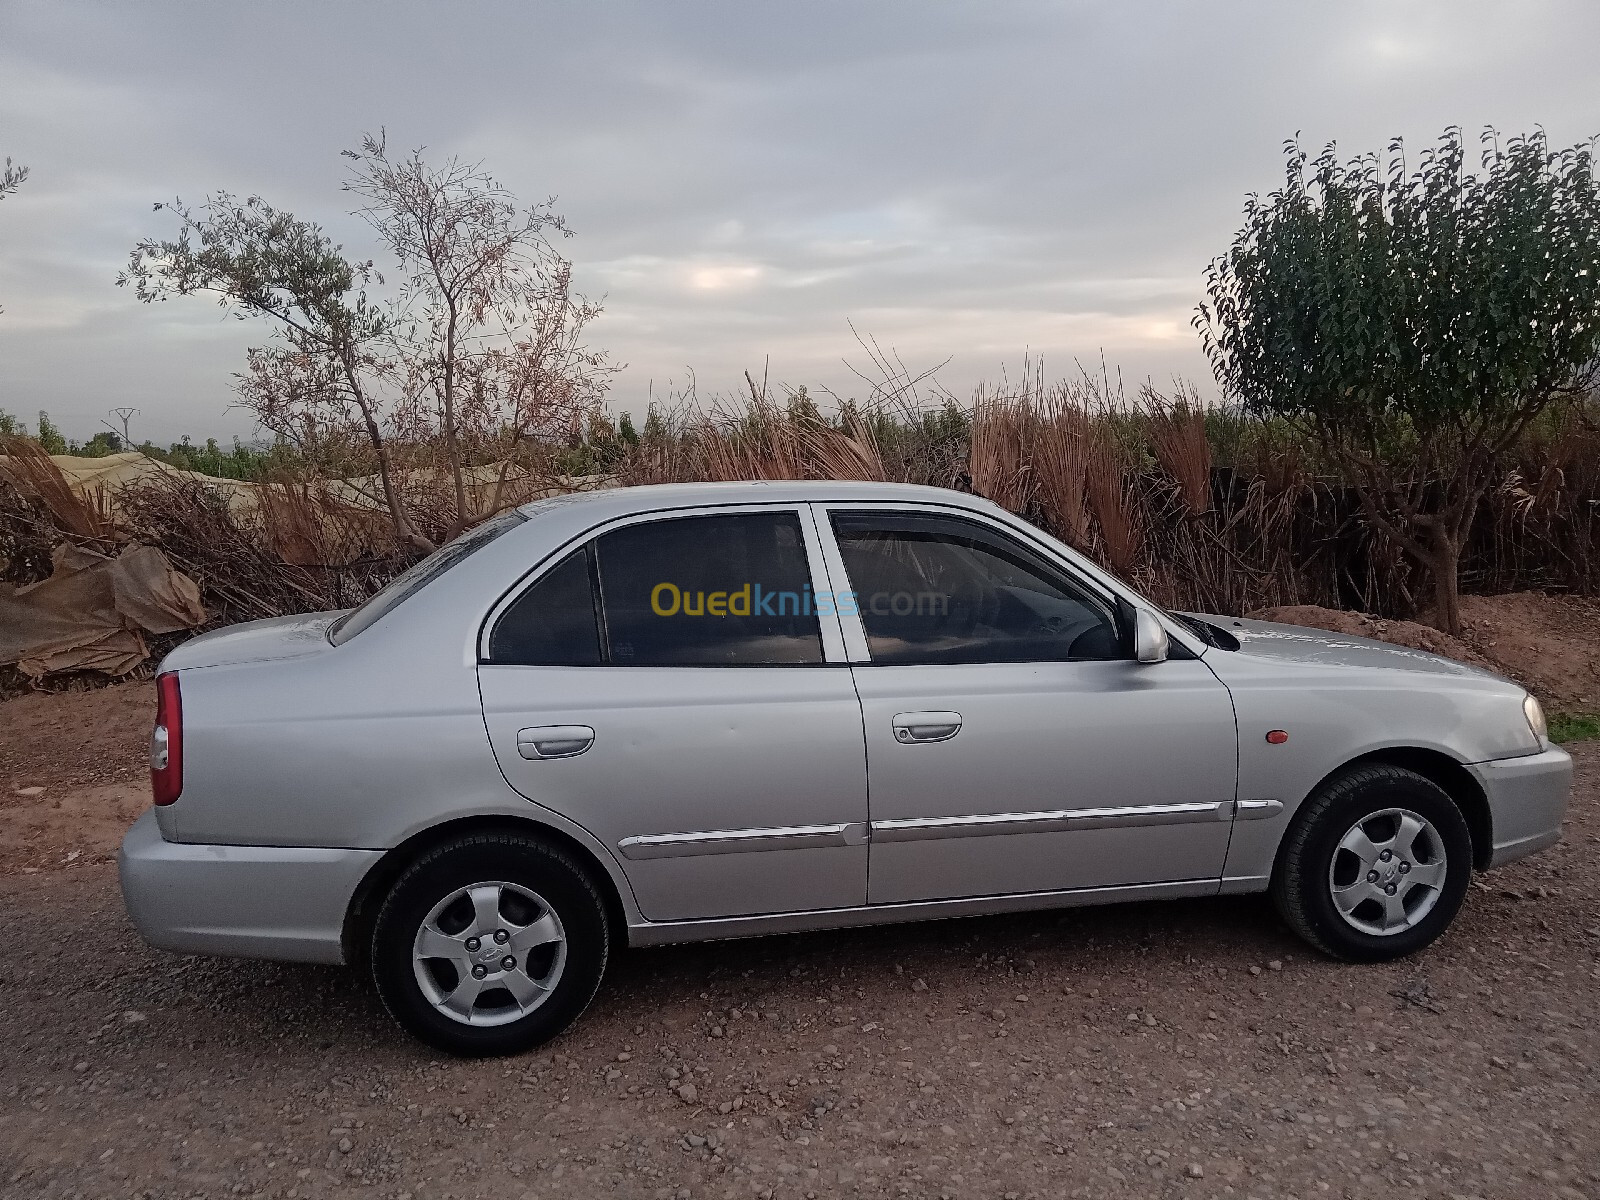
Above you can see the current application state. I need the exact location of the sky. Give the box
[1,0,1597,447]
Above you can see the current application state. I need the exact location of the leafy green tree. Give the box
[36,410,67,455]
[641,405,668,443]
[119,194,433,550]
[81,431,123,457]
[1198,129,1600,632]
[0,157,27,313]
[0,158,25,201]
[618,411,639,446]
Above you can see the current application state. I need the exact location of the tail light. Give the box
[151,672,183,806]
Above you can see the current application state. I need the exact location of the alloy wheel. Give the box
[411,881,567,1026]
[1327,807,1448,936]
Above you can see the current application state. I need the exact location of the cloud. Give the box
[1,0,1597,442]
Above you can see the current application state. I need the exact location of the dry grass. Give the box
[1083,425,1144,577]
[1032,389,1093,550]
[4,383,1597,629]
[609,383,1600,618]
[1143,385,1212,515]
[0,437,113,542]
[968,390,1036,514]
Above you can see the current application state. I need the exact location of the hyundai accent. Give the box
[119,482,1571,1055]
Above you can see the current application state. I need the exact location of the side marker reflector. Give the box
[1265,729,1289,745]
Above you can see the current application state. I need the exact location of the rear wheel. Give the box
[371,833,609,1056]
[1272,765,1472,961]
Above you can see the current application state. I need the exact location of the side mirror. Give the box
[1134,609,1169,664]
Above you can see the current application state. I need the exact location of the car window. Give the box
[830,511,1122,665]
[330,510,526,645]
[594,511,823,665]
[487,548,603,665]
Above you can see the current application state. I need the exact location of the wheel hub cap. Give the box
[411,881,567,1027]
[1327,807,1448,937]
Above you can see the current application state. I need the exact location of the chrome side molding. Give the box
[620,800,1280,860]
[871,801,1231,843]
[1232,798,1284,820]
[619,821,869,861]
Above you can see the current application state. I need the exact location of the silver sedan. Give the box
[119,482,1571,1055]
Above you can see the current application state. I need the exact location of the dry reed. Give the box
[4,382,1597,630]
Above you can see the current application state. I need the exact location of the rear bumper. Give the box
[1471,746,1573,869]
[118,810,382,965]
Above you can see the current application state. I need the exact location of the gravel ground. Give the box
[1,744,1596,1200]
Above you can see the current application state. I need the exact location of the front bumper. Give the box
[118,810,383,965]
[1470,746,1573,869]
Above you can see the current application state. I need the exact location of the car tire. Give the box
[370,832,609,1056]
[1271,764,1473,962]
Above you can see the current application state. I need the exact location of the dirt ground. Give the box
[1,600,1597,1199]
[0,681,151,873]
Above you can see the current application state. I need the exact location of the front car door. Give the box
[811,504,1239,906]
[478,505,869,923]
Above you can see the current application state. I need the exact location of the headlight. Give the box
[1523,693,1548,747]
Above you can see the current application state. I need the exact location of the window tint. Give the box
[595,512,823,665]
[488,548,603,666]
[330,510,526,645]
[831,512,1122,665]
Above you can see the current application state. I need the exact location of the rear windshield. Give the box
[328,510,526,644]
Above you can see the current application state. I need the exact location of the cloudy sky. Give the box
[2,1,1596,445]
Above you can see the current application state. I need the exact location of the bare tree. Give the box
[343,133,615,535]
[119,195,434,551]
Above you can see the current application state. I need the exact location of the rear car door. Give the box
[478,506,869,923]
[813,504,1239,905]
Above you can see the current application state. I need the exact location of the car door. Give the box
[812,504,1239,906]
[478,505,869,923]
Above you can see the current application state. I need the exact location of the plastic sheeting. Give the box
[8,451,614,518]
[0,543,206,679]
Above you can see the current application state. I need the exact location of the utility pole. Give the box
[110,407,138,447]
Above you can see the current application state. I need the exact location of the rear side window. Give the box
[596,512,822,665]
[485,510,825,667]
[488,548,602,665]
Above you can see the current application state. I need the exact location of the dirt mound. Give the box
[1247,604,1496,668]
[1251,593,1600,710]
[1457,592,1600,711]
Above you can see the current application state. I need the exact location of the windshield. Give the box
[328,510,527,644]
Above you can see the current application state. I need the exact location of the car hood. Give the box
[1186,614,1503,681]
[160,610,350,672]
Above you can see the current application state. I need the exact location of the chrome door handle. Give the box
[892,711,962,744]
[517,725,595,759]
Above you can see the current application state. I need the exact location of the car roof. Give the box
[517,479,1000,520]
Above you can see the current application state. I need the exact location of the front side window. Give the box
[831,511,1122,665]
[595,511,823,665]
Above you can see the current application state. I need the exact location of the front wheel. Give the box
[370,833,610,1056]
[1272,764,1473,962]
